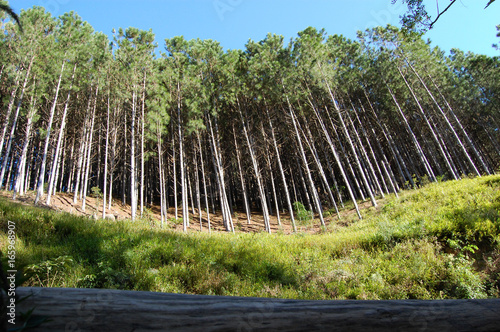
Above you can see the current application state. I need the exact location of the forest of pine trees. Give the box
[1,7,499,233]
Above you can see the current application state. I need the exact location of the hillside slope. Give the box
[1,175,499,300]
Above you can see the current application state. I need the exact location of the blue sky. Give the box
[11,0,500,56]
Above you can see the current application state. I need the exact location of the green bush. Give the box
[25,256,74,287]
[293,201,313,224]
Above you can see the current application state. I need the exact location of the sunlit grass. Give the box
[1,175,499,299]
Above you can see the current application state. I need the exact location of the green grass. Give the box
[1,175,499,300]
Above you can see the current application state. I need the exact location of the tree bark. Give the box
[266,108,297,230]
[81,87,98,213]
[397,67,458,180]
[35,60,66,205]
[346,106,384,198]
[385,82,436,183]
[0,69,21,162]
[72,123,87,203]
[140,74,147,218]
[237,101,271,232]
[298,114,339,218]
[428,74,491,175]
[108,106,119,210]
[130,87,138,220]
[46,63,77,205]
[314,103,362,218]
[0,58,34,190]
[13,92,36,199]
[196,133,211,232]
[288,99,325,226]
[207,113,233,232]
[327,90,377,207]
[16,287,500,332]
[102,89,111,219]
[177,96,189,231]
[172,135,178,220]
[233,125,251,225]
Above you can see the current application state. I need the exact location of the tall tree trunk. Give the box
[171,134,178,220]
[207,113,233,232]
[156,116,166,226]
[266,108,297,231]
[13,92,36,199]
[196,133,211,232]
[362,89,406,189]
[3,153,15,190]
[96,125,102,191]
[35,60,66,205]
[313,104,362,218]
[264,147,281,226]
[371,127,399,197]
[108,107,118,210]
[28,142,38,191]
[73,119,88,203]
[53,138,64,194]
[287,98,325,226]
[233,125,251,225]
[61,137,74,193]
[356,101,399,195]
[46,64,76,205]
[0,69,21,161]
[298,114,339,218]
[122,110,127,206]
[320,142,345,207]
[405,59,482,176]
[345,106,384,198]
[397,67,458,180]
[130,88,138,220]
[0,58,34,189]
[355,105,392,195]
[82,87,98,213]
[323,85,377,207]
[140,73,147,217]
[177,98,189,232]
[187,163,196,217]
[429,74,491,175]
[102,90,111,219]
[237,101,271,232]
[385,82,436,183]
[193,151,202,231]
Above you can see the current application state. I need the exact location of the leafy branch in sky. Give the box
[494,24,500,50]
[0,2,22,32]
[393,0,496,31]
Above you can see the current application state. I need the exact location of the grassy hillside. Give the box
[1,175,499,300]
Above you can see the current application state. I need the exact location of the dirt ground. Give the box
[0,190,374,234]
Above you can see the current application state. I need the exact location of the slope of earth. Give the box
[0,189,373,234]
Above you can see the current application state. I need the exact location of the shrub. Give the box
[293,202,313,224]
[25,255,74,287]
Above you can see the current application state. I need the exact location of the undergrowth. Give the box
[0,175,499,300]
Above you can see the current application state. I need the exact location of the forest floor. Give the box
[0,190,376,234]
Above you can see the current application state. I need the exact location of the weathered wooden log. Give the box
[13,287,500,331]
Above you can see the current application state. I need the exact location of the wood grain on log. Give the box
[14,287,500,331]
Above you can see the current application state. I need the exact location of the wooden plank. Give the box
[13,287,500,331]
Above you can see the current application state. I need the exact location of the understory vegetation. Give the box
[1,175,499,300]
